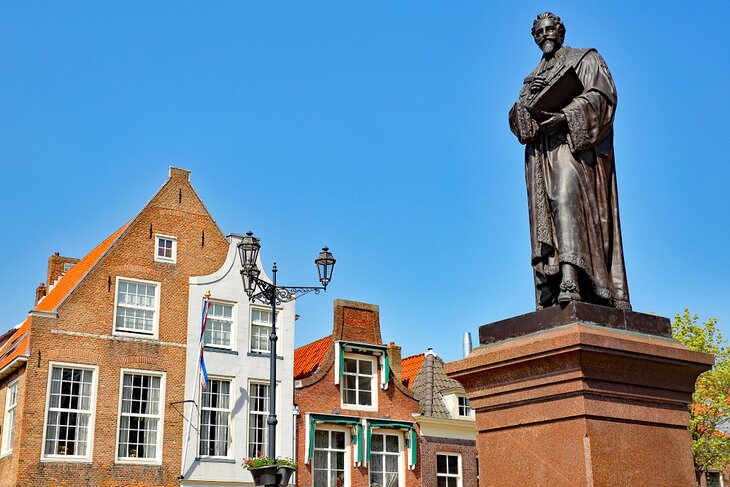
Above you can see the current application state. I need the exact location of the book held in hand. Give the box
[525,65,583,121]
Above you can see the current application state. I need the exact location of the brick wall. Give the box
[420,436,478,487]
[295,300,422,487]
[3,168,229,487]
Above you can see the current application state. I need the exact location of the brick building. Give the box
[293,300,422,487]
[0,167,233,486]
[401,349,478,487]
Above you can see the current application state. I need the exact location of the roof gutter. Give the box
[0,355,28,381]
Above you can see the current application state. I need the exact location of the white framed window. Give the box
[1,379,19,454]
[437,453,462,487]
[312,428,349,487]
[116,370,165,464]
[113,277,160,338]
[250,308,276,354]
[247,382,269,457]
[457,396,471,417]
[199,378,232,457]
[204,301,235,350]
[41,363,98,461]
[369,431,403,487]
[154,234,177,263]
[341,354,377,411]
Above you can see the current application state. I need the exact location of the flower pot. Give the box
[277,466,297,486]
[249,465,279,486]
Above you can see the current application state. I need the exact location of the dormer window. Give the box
[458,396,471,417]
[341,354,377,410]
[154,235,177,264]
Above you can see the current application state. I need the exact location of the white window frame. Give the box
[369,429,405,487]
[1,378,19,456]
[154,234,177,264]
[199,376,233,458]
[249,307,278,354]
[436,452,463,487]
[112,276,161,340]
[311,426,351,487]
[457,396,472,418]
[204,300,236,351]
[115,369,166,465]
[247,381,270,457]
[40,362,99,463]
[340,353,378,412]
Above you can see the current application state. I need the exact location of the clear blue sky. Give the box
[0,2,728,363]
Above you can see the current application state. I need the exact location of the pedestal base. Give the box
[446,309,713,487]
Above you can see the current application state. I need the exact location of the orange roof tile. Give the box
[0,318,30,371]
[294,335,332,380]
[36,225,126,312]
[401,353,425,389]
[0,224,126,374]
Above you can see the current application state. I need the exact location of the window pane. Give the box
[448,455,459,473]
[371,434,383,452]
[385,435,398,453]
[315,430,329,448]
[333,431,345,449]
[359,360,372,375]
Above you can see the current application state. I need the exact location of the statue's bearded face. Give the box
[532,18,563,55]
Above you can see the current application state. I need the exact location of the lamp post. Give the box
[238,231,335,484]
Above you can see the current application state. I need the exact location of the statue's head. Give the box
[531,12,565,55]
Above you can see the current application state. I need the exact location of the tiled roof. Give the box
[36,225,126,312]
[411,352,464,418]
[0,224,126,373]
[294,335,332,380]
[401,353,425,388]
[0,318,30,371]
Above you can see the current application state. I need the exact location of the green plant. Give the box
[242,452,277,470]
[276,457,298,469]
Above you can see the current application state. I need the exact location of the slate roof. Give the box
[0,224,127,373]
[409,351,464,418]
[294,335,332,380]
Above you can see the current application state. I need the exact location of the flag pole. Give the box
[180,290,211,480]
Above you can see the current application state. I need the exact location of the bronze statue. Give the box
[509,12,631,311]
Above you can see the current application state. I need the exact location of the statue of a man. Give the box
[509,12,631,311]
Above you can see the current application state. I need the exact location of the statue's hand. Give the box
[530,77,547,94]
[539,112,567,135]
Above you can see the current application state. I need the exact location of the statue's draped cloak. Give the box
[509,47,631,310]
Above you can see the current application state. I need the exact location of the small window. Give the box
[370,432,402,487]
[42,364,98,460]
[1,379,19,454]
[457,396,471,417]
[248,383,269,457]
[341,354,377,410]
[116,371,165,463]
[437,453,462,487]
[114,277,160,338]
[199,378,232,457]
[154,235,177,263]
[313,429,347,487]
[204,302,234,349]
[250,308,276,353]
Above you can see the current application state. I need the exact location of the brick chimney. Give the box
[387,342,403,381]
[47,252,80,287]
[333,299,382,344]
[35,282,47,304]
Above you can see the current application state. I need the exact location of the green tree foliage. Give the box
[672,309,730,474]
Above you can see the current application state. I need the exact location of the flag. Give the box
[199,298,210,389]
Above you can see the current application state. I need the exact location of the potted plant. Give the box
[275,457,298,486]
[243,452,278,486]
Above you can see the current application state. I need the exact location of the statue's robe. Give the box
[509,47,631,310]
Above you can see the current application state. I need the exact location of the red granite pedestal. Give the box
[445,303,714,487]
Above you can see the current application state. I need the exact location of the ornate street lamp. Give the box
[238,231,335,486]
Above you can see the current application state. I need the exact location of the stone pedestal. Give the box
[445,303,713,487]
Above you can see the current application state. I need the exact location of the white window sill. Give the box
[340,403,378,412]
[115,458,162,466]
[112,330,158,340]
[0,450,13,459]
[41,456,93,464]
